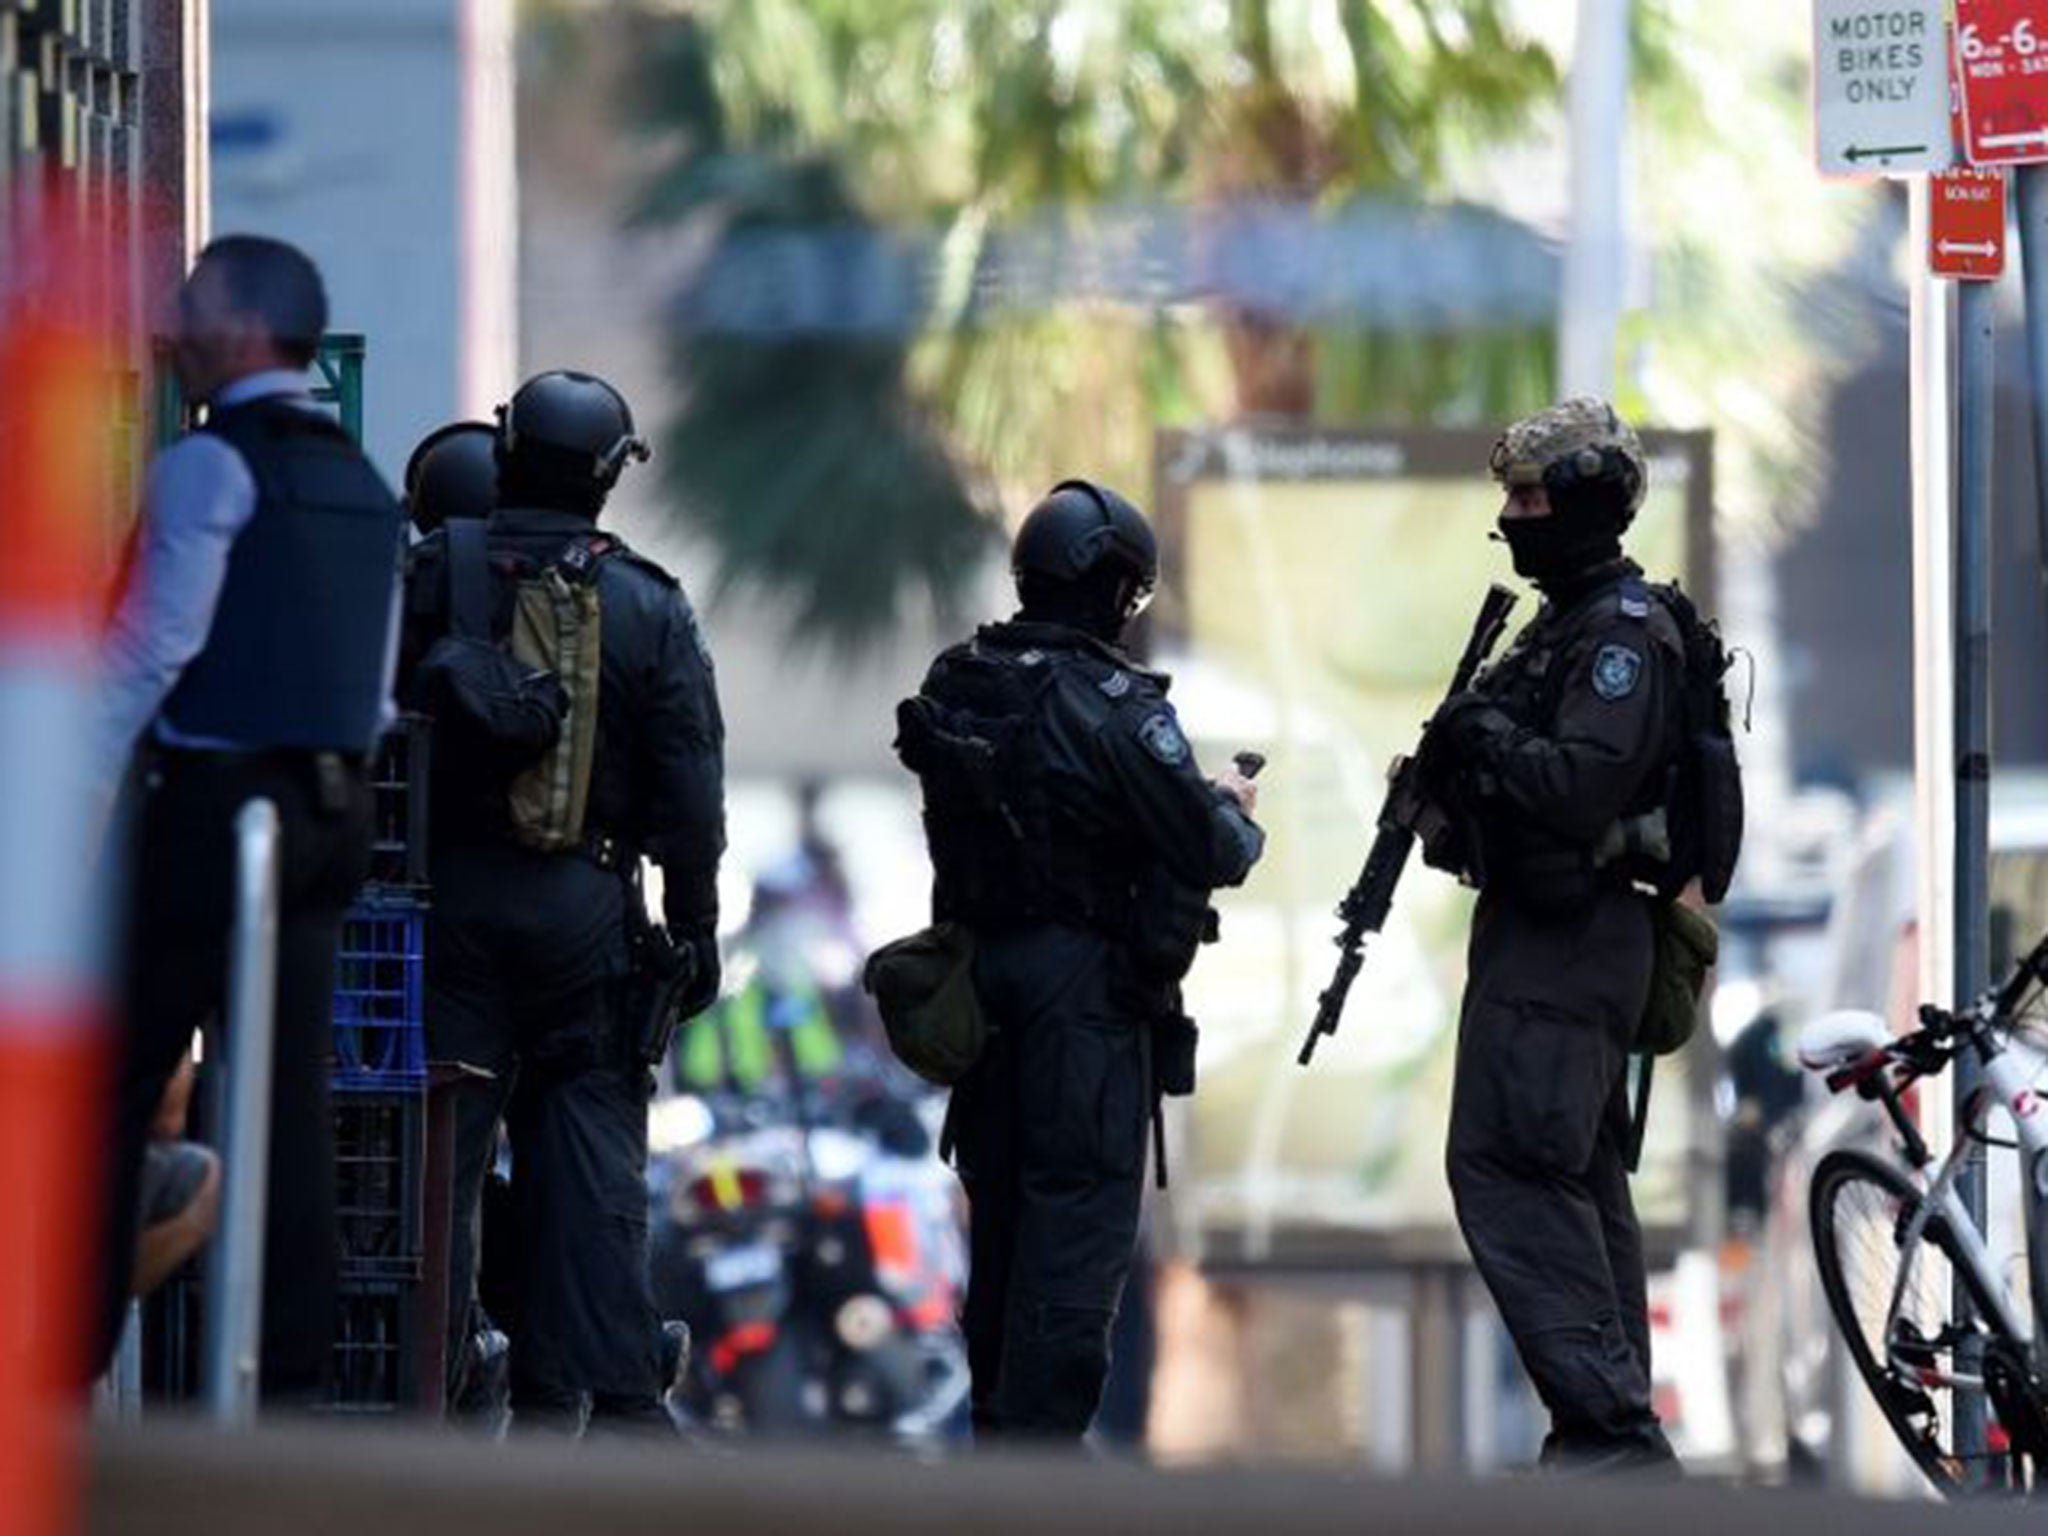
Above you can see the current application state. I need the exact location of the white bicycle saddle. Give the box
[1797,1010,1891,1073]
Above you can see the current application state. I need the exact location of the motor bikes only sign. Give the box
[1957,0,2048,163]
[1813,0,1952,176]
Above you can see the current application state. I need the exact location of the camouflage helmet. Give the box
[1488,396,1647,522]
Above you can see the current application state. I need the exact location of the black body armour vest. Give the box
[897,636,1134,933]
[160,397,403,753]
[1475,571,1681,907]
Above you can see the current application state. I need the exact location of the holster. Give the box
[621,888,695,1070]
[1151,1006,1198,1099]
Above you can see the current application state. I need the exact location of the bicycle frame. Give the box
[1882,1026,2048,1391]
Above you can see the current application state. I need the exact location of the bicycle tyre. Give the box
[1810,1146,2016,1496]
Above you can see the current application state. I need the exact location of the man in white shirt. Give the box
[94,236,404,1403]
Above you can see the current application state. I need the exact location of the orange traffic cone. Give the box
[0,243,118,1536]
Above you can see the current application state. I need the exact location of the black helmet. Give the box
[1011,480,1158,620]
[403,420,498,535]
[495,369,651,492]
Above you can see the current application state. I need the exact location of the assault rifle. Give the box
[1297,583,1518,1067]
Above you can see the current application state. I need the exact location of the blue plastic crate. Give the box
[332,896,426,1091]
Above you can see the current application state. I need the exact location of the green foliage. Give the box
[626,16,994,652]
[622,2,1569,650]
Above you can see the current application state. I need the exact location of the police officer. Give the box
[402,369,724,1432]
[403,419,498,537]
[1425,399,1683,1473]
[94,236,404,1397]
[898,480,1264,1443]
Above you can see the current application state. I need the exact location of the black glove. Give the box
[1428,691,1514,771]
[675,924,721,1020]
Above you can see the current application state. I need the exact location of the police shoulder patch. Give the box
[1590,643,1643,701]
[1137,711,1190,766]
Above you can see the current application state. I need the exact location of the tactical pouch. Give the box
[1151,1011,1198,1098]
[1638,898,1718,1056]
[862,921,988,1087]
[1691,730,1744,904]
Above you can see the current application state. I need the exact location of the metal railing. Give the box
[200,799,282,1427]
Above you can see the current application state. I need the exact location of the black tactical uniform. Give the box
[1430,400,1683,1471]
[903,483,1262,1443]
[401,373,724,1429]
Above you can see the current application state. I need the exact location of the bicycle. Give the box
[1798,930,2048,1495]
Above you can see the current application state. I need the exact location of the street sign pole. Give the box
[1906,173,1961,1494]
[1954,268,1996,1490]
[2020,167,2048,638]
[2014,160,2048,1378]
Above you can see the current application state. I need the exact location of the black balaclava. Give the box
[1496,477,1629,589]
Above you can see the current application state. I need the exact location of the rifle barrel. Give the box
[1297,583,1516,1070]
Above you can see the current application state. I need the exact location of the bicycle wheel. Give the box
[1810,1146,2015,1495]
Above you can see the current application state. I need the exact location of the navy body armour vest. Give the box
[160,396,403,753]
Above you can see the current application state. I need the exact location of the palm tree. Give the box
[604,1,1808,650]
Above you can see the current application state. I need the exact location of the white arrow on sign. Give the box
[1980,128,2048,150]
[1938,240,2000,257]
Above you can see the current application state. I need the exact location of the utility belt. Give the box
[947,870,1136,941]
[580,826,642,876]
[1483,807,1668,912]
[445,815,639,874]
[148,741,368,814]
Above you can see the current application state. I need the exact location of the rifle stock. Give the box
[1297,583,1517,1067]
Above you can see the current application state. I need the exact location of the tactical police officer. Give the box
[1424,399,1683,1472]
[94,236,404,1397]
[897,480,1264,1443]
[401,369,724,1432]
[403,419,499,537]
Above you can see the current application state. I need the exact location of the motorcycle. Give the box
[646,1067,969,1442]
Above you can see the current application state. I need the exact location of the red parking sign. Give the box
[1957,0,2048,163]
[1930,167,2009,278]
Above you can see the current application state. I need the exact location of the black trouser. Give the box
[950,926,1149,1443]
[427,843,662,1424]
[97,749,373,1401]
[1446,884,1672,1465]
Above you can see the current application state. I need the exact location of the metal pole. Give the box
[2015,163,2048,1368]
[203,798,281,1428]
[1905,173,1958,1497]
[1559,0,1629,398]
[2019,168,2048,616]
[113,1304,143,1422]
[1952,270,1996,1485]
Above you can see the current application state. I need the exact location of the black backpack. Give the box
[894,643,1061,923]
[1651,581,1745,904]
